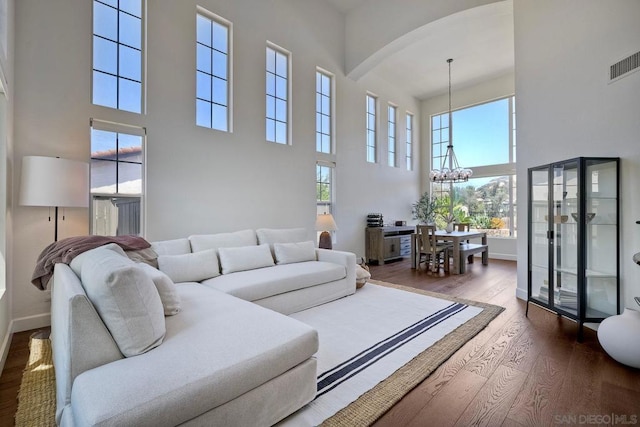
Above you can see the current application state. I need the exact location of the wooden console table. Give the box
[365,226,414,264]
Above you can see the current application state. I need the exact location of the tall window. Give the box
[387,104,397,167]
[90,120,144,236]
[316,163,333,215]
[196,11,231,131]
[406,112,414,171]
[266,44,290,144]
[316,70,333,154]
[92,0,143,113]
[366,94,377,163]
[431,96,517,237]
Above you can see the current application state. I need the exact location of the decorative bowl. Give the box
[570,212,596,223]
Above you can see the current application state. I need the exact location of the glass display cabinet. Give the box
[527,157,620,340]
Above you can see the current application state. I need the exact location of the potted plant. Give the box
[441,212,456,233]
[412,192,439,224]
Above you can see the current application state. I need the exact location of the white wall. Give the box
[421,72,517,260]
[0,0,13,372]
[514,0,640,308]
[10,0,421,329]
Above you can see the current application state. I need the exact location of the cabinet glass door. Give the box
[530,168,550,305]
[584,159,618,318]
[553,161,578,315]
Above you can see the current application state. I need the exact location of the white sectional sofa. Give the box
[51,228,356,426]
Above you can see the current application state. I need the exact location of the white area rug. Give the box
[278,281,503,426]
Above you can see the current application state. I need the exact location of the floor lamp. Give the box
[19,156,90,242]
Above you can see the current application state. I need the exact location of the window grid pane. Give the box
[196,12,230,132]
[266,46,288,144]
[92,0,142,113]
[406,113,413,171]
[316,164,333,215]
[316,71,332,153]
[366,95,376,163]
[388,105,396,167]
[430,96,517,236]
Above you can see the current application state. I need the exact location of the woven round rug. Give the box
[15,334,56,427]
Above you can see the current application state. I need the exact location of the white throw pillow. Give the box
[189,229,257,253]
[157,249,220,283]
[137,263,181,316]
[218,244,275,274]
[273,241,317,265]
[80,248,166,357]
[150,238,192,256]
[69,243,127,278]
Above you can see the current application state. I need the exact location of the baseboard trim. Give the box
[12,312,51,333]
[515,287,527,301]
[487,253,517,262]
[0,321,12,375]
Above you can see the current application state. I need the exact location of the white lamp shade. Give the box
[19,156,90,208]
[315,213,338,231]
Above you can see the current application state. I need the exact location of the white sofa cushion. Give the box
[189,229,257,253]
[256,227,308,245]
[69,284,318,427]
[274,241,316,265]
[218,244,275,274]
[137,263,181,316]
[151,238,192,256]
[69,243,127,277]
[80,248,165,357]
[157,249,220,283]
[201,261,346,302]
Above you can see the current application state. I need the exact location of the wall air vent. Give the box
[609,51,640,83]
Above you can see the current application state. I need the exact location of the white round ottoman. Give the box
[597,308,640,369]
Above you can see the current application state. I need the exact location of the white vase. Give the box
[445,222,454,233]
[597,308,640,369]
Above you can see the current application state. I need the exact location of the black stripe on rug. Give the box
[316,302,468,397]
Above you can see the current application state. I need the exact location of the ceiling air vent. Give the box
[609,51,640,83]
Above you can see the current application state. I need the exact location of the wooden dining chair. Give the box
[453,222,470,232]
[416,225,449,273]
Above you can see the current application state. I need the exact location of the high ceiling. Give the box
[324,0,514,100]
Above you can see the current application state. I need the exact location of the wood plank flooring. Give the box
[370,258,640,426]
[0,259,638,426]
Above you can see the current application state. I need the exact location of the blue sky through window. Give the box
[451,98,509,168]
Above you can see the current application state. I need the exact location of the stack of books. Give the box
[367,213,383,227]
[557,288,577,309]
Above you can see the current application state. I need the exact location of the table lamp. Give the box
[19,156,90,241]
[316,213,337,249]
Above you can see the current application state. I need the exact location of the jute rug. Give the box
[282,279,504,426]
[15,335,56,427]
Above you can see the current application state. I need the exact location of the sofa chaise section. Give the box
[52,261,318,426]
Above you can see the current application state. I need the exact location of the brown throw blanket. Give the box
[31,235,151,290]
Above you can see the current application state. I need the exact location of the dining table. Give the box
[411,229,488,274]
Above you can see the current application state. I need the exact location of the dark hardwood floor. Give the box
[370,258,640,426]
[0,259,638,426]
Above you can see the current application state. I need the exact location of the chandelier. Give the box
[429,58,473,183]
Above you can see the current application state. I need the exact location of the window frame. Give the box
[89,118,146,236]
[387,103,397,167]
[430,95,517,237]
[196,8,232,132]
[92,0,145,114]
[406,111,414,171]
[266,42,291,145]
[365,93,377,163]
[315,68,334,154]
[316,161,336,243]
